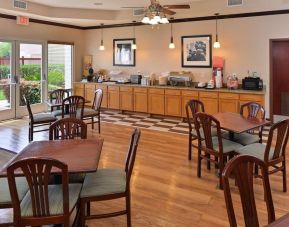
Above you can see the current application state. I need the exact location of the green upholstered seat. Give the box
[82,108,98,117]
[235,143,275,161]
[51,109,62,117]
[223,132,260,145]
[80,169,126,198]
[211,137,244,153]
[33,113,57,123]
[191,127,218,138]
[0,177,29,207]
[69,173,86,184]
[20,184,82,217]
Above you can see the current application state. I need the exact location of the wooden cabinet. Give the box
[134,87,148,113]
[84,84,96,106]
[73,83,84,97]
[219,93,239,113]
[181,90,199,117]
[148,88,165,115]
[165,89,182,117]
[107,86,120,109]
[95,84,108,108]
[120,87,133,111]
[199,91,218,115]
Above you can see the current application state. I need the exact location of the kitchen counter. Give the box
[74,81,265,95]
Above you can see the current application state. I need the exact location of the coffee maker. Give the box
[212,56,224,88]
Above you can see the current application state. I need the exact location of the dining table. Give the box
[213,112,270,140]
[267,213,289,226]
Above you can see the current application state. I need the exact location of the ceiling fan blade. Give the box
[162,8,176,15]
[121,6,145,9]
[163,4,190,9]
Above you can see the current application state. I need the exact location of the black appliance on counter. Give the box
[242,77,263,90]
[130,75,142,84]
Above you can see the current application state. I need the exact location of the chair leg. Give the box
[79,199,86,227]
[188,135,192,160]
[197,148,202,178]
[207,154,211,170]
[86,202,90,216]
[91,117,94,129]
[30,124,34,141]
[215,156,218,169]
[219,157,224,190]
[254,164,259,176]
[126,193,132,227]
[28,124,31,142]
[98,114,101,134]
[283,160,287,192]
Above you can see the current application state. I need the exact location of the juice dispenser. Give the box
[213,56,224,88]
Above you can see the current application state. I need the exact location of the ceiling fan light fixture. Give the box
[154,15,161,23]
[160,17,169,24]
[142,16,150,24]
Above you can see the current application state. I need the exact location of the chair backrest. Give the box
[240,102,265,119]
[125,128,141,189]
[7,157,69,225]
[222,155,275,227]
[49,89,69,104]
[185,99,205,132]
[49,118,87,140]
[264,119,289,162]
[194,112,223,154]
[62,95,85,118]
[23,96,34,121]
[92,89,103,111]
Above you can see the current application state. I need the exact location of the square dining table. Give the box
[213,112,270,140]
[0,138,104,177]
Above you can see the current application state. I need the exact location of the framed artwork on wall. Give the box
[113,38,136,66]
[181,35,212,68]
[83,55,92,76]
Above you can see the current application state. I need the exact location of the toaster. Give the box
[130,75,142,84]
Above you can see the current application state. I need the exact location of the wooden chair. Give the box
[7,157,82,227]
[222,155,275,227]
[79,128,141,227]
[224,102,266,145]
[23,96,57,142]
[194,112,243,189]
[50,89,70,116]
[82,89,103,132]
[61,95,85,119]
[186,99,205,160]
[235,119,289,192]
[49,118,87,140]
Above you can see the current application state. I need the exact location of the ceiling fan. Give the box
[122,0,191,16]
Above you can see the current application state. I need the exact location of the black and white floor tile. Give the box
[100,110,270,143]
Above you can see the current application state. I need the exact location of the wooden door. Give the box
[120,87,133,111]
[271,40,289,118]
[107,86,120,109]
[165,89,182,117]
[219,93,239,113]
[148,88,165,115]
[134,88,148,113]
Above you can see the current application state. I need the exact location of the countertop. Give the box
[74,81,266,95]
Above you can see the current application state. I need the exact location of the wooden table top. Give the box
[213,112,270,134]
[267,213,289,226]
[45,99,90,108]
[0,139,104,177]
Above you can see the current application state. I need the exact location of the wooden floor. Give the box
[1,119,289,226]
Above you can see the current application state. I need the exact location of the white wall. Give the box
[83,14,289,114]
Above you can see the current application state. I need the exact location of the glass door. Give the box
[0,40,16,120]
[15,41,46,118]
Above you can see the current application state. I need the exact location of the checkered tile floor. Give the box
[100,110,270,143]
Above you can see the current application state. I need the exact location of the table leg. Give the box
[229,131,235,141]
[54,175,63,227]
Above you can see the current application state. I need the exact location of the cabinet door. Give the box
[219,99,239,113]
[134,92,148,113]
[84,84,96,106]
[101,92,108,108]
[73,83,84,97]
[165,95,182,116]
[120,92,133,111]
[149,94,165,115]
[199,98,218,115]
[107,86,120,109]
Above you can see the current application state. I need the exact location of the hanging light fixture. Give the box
[99,23,105,51]
[132,21,137,50]
[169,22,175,49]
[214,13,221,49]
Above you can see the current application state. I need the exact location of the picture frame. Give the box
[113,38,136,66]
[181,35,212,68]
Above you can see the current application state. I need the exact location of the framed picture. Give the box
[113,39,136,66]
[83,55,92,76]
[181,35,212,68]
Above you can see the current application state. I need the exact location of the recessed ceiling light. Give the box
[93,2,103,6]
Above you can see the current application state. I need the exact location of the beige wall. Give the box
[0,18,84,80]
[83,14,289,114]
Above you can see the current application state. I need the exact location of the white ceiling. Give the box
[27,0,199,10]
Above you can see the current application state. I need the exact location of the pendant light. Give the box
[99,23,105,51]
[132,21,137,50]
[213,13,221,49]
[169,21,175,49]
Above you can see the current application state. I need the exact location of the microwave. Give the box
[242,77,263,90]
[130,75,142,84]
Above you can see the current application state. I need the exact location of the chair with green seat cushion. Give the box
[223,102,266,145]
[235,119,289,192]
[0,177,29,208]
[50,89,70,117]
[194,112,243,189]
[82,89,103,133]
[61,95,85,119]
[7,157,81,227]
[79,128,141,227]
